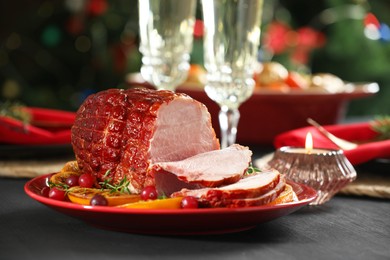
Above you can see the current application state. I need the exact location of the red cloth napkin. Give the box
[274,122,390,165]
[0,107,75,145]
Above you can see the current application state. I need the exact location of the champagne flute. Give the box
[138,0,197,91]
[201,0,263,148]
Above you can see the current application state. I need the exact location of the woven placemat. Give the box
[0,157,73,178]
[339,162,390,199]
[339,173,390,199]
[255,153,390,200]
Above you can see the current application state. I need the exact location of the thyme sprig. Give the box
[99,170,131,194]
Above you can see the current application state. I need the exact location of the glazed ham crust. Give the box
[71,88,219,193]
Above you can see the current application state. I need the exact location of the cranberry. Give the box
[65,175,79,187]
[90,194,108,206]
[41,186,50,197]
[141,186,158,200]
[48,187,66,201]
[181,196,199,209]
[78,173,95,188]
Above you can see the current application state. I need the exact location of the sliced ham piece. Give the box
[171,170,285,208]
[71,88,219,193]
[152,144,252,195]
[224,176,286,208]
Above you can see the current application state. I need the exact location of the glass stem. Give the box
[218,106,240,149]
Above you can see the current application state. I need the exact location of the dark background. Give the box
[0,0,389,116]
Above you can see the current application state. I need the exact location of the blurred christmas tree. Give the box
[0,0,389,116]
[0,0,141,111]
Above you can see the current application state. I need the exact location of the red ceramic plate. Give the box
[25,173,317,235]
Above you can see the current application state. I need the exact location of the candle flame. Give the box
[305,132,313,154]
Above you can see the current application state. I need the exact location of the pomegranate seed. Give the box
[78,173,95,188]
[90,194,108,206]
[181,196,199,209]
[141,186,158,200]
[48,187,66,201]
[65,175,79,187]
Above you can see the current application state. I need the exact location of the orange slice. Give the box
[266,184,297,206]
[60,161,79,173]
[67,187,141,206]
[117,197,183,209]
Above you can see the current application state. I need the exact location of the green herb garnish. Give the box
[246,164,261,175]
[99,170,131,194]
[158,194,168,200]
[48,181,70,193]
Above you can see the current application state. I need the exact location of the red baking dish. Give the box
[127,73,379,144]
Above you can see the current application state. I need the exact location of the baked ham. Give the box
[171,170,285,208]
[71,88,288,207]
[71,88,219,193]
[152,144,252,196]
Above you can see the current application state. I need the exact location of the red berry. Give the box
[141,186,158,200]
[48,187,66,201]
[65,175,79,187]
[78,173,95,188]
[181,196,199,209]
[41,186,50,197]
[90,194,108,206]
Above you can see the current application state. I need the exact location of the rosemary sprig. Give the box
[99,170,131,194]
[370,115,390,141]
[246,163,261,175]
[48,181,70,193]
[99,170,113,191]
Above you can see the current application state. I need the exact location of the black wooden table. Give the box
[1,144,389,260]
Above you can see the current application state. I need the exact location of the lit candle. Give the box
[305,132,313,154]
[267,131,356,205]
[284,132,331,154]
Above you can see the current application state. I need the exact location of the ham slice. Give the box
[171,170,285,208]
[223,176,286,208]
[152,144,252,195]
[71,88,219,193]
